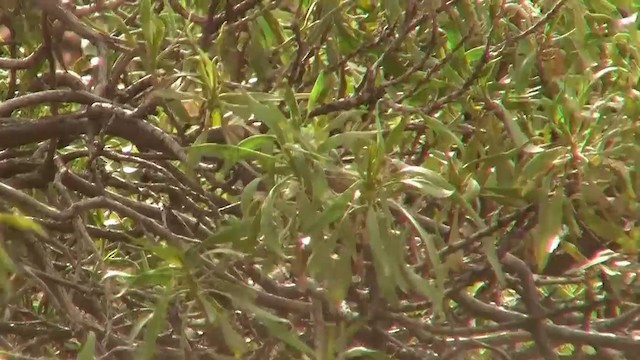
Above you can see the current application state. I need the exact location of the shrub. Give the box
[0,1,639,359]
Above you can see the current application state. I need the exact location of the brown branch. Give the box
[0,90,109,115]
[35,0,130,52]
[0,45,47,70]
[501,253,558,360]
[452,290,640,353]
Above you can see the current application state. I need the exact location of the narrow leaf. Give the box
[262,319,315,356]
[219,314,248,357]
[308,70,328,113]
[135,292,169,360]
[76,331,96,360]
[482,237,507,287]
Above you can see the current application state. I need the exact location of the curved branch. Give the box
[452,290,640,353]
[0,45,47,70]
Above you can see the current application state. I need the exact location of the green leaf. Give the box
[127,267,176,287]
[219,314,248,357]
[519,147,566,185]
[241,177,263,216]
[513,40,537,93]
[187,143,276,169]
[490,100,531,149]
[102,270,134,281]
[303,182,357,234]
[365,206,398,303]
[465,46,486,63]
[461,177,481,202]
[394,163,456,192]
[76,331,96,360]
[165,99,197,125]
[241,91,289,144]
[220,91,302,104]
[151,17,166,61]
[333,17,361,53]
[0,213,45,236]
[399,179,455,198]
[343,346,386,359]
[103,12,135,45]
[284,85,302,126]
[443,65,465,85]
[379,199,410,291]
[572,249,617,273]
[384,116,409,153]
[382,0,402,25]
[482,237,507,287]
[260,177,292,256]
[325,110,368,133]
[578,208,628,248]
[318,131,377,153]
[391,202,446,292]
[262,319,315,356]
[197,293,220,325]
[237,134,278,152]
[135,291,169,360]
[533,188,564,272]
[216,25,241,82]
[326,243,355,303]
[262,10,286,46]
[325,37,341,68]
[201,218,251,247]
[482,187,528,207]
[233,296,289,325]
[153,88,200,101]
[421,115,466,157]
[146,243,184,267]
[247,22,271,81]
[139,0,153,45]
[372,101,387,177]
[366,206,391,278]
[403,266,444,319]
[128,311,151,342]
[453,192,485,228]
[308,70,329,113]
[139,0,163,71]
[0,242,16,295]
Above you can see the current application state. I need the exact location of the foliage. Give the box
[0,0,640,359]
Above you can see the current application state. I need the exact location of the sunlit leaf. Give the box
[308,70,330,113]
[0,213,45,236]
[343,346,386,359]
[533,187,565,273]
[394,163,456,192]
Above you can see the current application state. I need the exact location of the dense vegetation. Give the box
[1,0,639,359]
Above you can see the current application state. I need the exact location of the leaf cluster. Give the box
[0,0,639,359]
